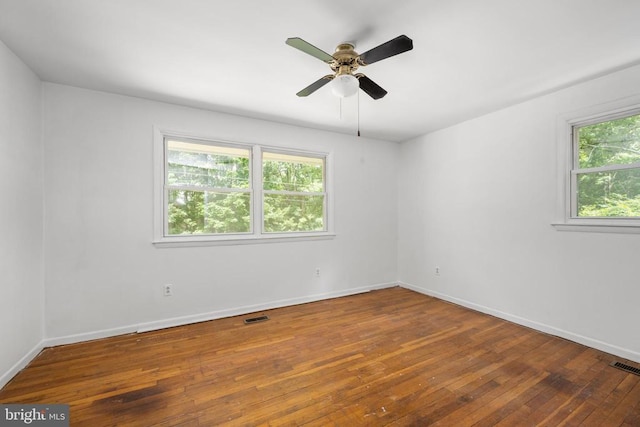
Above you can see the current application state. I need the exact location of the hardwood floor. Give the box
[1,287,639,426]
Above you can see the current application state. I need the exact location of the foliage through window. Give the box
[262,152,325,233]
[572,111,640,218]
[161,137,329,240]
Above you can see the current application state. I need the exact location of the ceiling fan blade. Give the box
[286,37,334,63]
[296,75,334,97]
[358,35,413,66]
[356,75,387,100]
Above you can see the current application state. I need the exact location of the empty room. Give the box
[1,0,639,425]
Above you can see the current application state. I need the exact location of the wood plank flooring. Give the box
[1,287,639,426]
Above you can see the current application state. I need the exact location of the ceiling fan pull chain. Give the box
[357,90,361,137]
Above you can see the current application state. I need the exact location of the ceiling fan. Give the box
[286,35,413,100]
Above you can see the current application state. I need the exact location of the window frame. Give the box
[165,137,254,237]
[554,97,640,233]
[153,128,335,246]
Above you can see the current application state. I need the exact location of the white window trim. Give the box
[553,95,640,234]
[152,127,335,247]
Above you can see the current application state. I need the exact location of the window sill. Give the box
[153,232,336,248]
[552,221,640,234]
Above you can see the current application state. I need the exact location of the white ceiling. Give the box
[1,0,640,142]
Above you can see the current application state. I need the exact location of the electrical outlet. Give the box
[435,267,440,276]
[315,268,321,278]
[163,284,173,296]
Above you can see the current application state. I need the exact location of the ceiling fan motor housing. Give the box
[331,43,359,77]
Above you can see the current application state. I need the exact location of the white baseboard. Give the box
[137,282,397,333]
[0,341,45,390]
[46,283,397,341]
[399,281,640,364]
[43,325,138,348]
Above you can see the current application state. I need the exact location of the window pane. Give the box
[263,152,324,192]
[577,168,640,217]
[263,194,324,232]
[577,113,640,169]
[167,140,250,188]
[168,189,251,234]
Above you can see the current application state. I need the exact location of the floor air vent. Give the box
[244,315,269,325]
[610,361,640,376]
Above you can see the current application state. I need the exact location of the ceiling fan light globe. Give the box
[330,74,359,98]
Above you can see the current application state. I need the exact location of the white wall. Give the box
[398,64,640,362]
[0,40,44,386]
[42,83,399,341]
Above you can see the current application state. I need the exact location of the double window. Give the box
[154,132,332,245]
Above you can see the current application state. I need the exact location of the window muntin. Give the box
[262,151,326,233]
[165,139,252,235]
[572,111,640,218]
